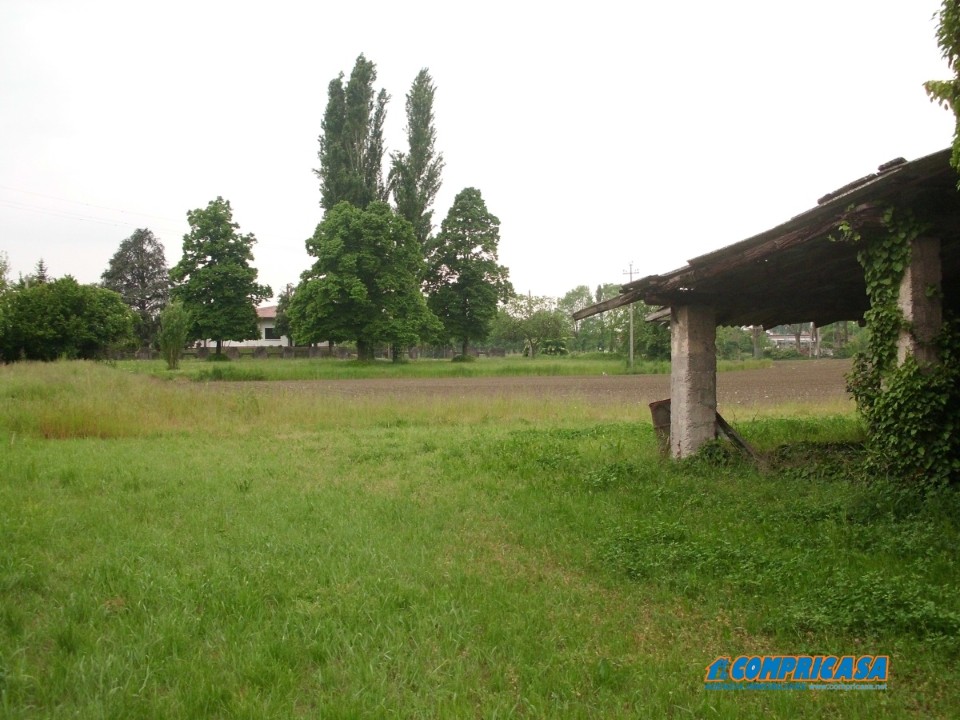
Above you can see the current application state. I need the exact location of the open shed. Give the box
[575,148,960,457]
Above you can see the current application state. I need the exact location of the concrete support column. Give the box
[670,304,717,458]
[897,236,942,367]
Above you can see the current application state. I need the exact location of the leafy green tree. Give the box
[594,282,630,353]
[926,0,960,174]
[316,54,389,210]
[169,197,272,355]
[289,201,441,361]
[274,283,295,346]
[101,228,170,349]
[426,188,511,356]
[497,293,569,358]
[716,325,753,361]
[0,277,134,361]
[558,285,599,352]
[390,69,444,252]
[158,301,191,370]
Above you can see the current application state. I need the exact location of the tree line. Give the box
[0,54,524,365]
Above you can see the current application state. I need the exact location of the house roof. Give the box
[257,305,277,319]
[574,148,960,328]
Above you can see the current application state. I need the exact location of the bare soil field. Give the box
[235,359,853,410]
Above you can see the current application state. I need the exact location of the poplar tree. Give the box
[390,69,444,253]
[316,54,389,210]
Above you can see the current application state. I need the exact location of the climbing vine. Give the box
[841,207,960,486]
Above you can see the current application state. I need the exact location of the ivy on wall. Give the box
[839,207,960,486]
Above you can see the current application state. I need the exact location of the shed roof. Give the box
[575,148,960,328]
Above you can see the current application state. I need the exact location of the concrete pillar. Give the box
[670,304,717,458]
[897,236,942,367]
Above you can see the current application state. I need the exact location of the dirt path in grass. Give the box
[235,360,853,409]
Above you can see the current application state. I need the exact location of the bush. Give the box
[0,277,134,362]
[158,302,191,370]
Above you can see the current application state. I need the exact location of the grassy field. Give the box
[115,354,771,382]
[1,361,958,718]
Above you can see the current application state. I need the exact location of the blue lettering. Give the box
[794,656,813,680]
[705,657,729,681]
[854,656,872,680]
[744,656,762,681]
[779,656,797,679]
[820,656,837,681]
[758,657,782,681]
[866,656,889,681]
[834,656,854,681]
[731,656,749,682]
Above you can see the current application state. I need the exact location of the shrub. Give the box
[158,302,191,370]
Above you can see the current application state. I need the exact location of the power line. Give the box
[0,198,145,228]
[0,184,183,224]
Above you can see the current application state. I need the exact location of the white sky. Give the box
[0,0,954,301]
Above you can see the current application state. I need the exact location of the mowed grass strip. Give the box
[0,362,957,718]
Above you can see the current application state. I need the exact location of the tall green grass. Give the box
[0,362,956,718]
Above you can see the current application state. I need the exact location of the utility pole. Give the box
[623,261,636,370]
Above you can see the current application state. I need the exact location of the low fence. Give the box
[125,346,508,361]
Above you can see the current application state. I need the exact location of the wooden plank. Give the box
[715,412,759,461]
[572,288,645,320]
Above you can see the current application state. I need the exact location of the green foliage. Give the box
[100,228,170,349]
[426,188,511,355]
[925,0,960,177]
[289,201,441,360]
[33,258,49,284]
[157,301,191,370]
[495,294,569,358]
[389,69,444,252]
[540,338,568,355]
[842,206,959,485]
[316,55,389,210]
[0,276,134,361]
[715,325,754,360]
[169,197,272,354]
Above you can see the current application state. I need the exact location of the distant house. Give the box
[209,305,289,347]
[252,305,287,346]
[766,330,813,349]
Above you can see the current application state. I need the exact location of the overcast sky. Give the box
[0,0,954,302]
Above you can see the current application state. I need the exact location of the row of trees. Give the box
[0,254,136,362]
[1,55,513,364]
[0,193,272,363]
[2,54,671,364]
[285,55,511,359]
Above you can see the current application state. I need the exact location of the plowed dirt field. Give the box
[235,360,853,411]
